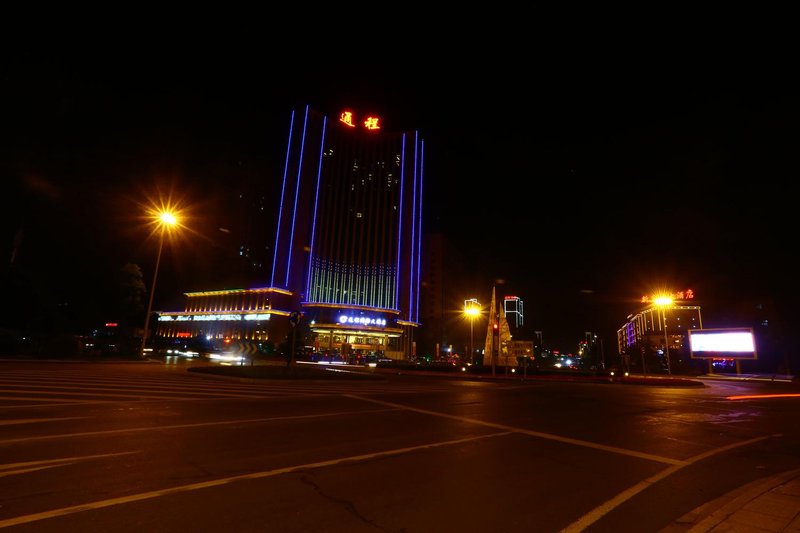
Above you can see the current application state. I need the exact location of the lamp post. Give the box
[654,296,673,375]
[464,298,480,365]
[140,211,177,358]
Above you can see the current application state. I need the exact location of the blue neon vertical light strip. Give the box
[408,132,418,320]
[415,137,424,323]
[285,105,309,288]
[306,115,327,302]
[394,133,406,311]
[271,109,295,287]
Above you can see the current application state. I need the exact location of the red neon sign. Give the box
[339,111,356,127]
[641,289,695,303]
[339,110,381,131]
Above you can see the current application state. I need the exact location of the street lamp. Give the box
[464,298,480,365]
[654,296,673,374]
[140,211,178,358]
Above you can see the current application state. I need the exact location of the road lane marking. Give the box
[0,431,511,528]
[0,408,399,445]
[0,452,138,478]
[561,433,776,532]
[0,400,144,409]
[0,388,267,400]
[0,463,78,477]
[0,396,89,404]
[0,417,87,426]
[345,395,684,465]
[0,452,137,471]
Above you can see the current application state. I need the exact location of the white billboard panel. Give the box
[688,328,757,359]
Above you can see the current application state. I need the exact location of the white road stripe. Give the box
[0,417,87,426]
[0,431,510,528]
[346,395,684,465]
[0,408,399,445]
[0,451,138,478]
[560,434,776,532]
[0,387,267,400]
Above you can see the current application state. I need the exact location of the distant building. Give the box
[580,331,605,370]
[616,303,703,374]
[157,105,425,359]
[503,295,523,329]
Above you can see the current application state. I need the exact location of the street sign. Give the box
[289,311,301,328]
[235,341,258,357]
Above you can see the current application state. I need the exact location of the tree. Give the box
[115,263,146,327]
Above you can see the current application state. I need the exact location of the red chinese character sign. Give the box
[641,289,695,304]
[339,109,381,131]
[339,111,356,128]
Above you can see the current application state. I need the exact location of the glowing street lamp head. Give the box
[159,212,177,226]
[139,191,190,240]
[464,298,481,317]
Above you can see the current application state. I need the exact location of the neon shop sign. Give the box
[159,313,271,322]
[641,290,695,303]
[339,315,387,326]
[339,110,381,130]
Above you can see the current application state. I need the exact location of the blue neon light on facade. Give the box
[415,137,424,323]
[271,110,295,287]
[395,134,406,311]
[286,105,309,287]
[408,132,418,321]
[307,115,327,300]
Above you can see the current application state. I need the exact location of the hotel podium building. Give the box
[616,297,703,373]
[157,105,425,360]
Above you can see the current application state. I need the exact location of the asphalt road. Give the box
[1,359,798,532]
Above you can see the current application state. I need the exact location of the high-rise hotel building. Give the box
[157,105,425,359]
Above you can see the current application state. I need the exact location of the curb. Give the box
[663,467,800,532]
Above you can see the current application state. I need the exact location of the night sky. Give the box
[4,47,798,352]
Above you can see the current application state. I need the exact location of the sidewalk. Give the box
[699,372,796,384]
[663,468,800,532]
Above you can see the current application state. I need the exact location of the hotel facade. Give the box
[156,105,425,360]
[616,292,703,373]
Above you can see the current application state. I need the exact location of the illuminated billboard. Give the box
[688,328,757,360]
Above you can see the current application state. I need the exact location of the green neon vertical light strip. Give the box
[376,266,382,309]
[354,264,360,306]
[370,265,376,308]
[346,265,352,305]
[322,265,327,303]
[382,266,388,309]
[334,263,340,304]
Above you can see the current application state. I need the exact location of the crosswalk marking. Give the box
[0,367,454,405]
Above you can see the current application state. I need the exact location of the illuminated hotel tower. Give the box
[503,295,523,329]
[270,105,424,359]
